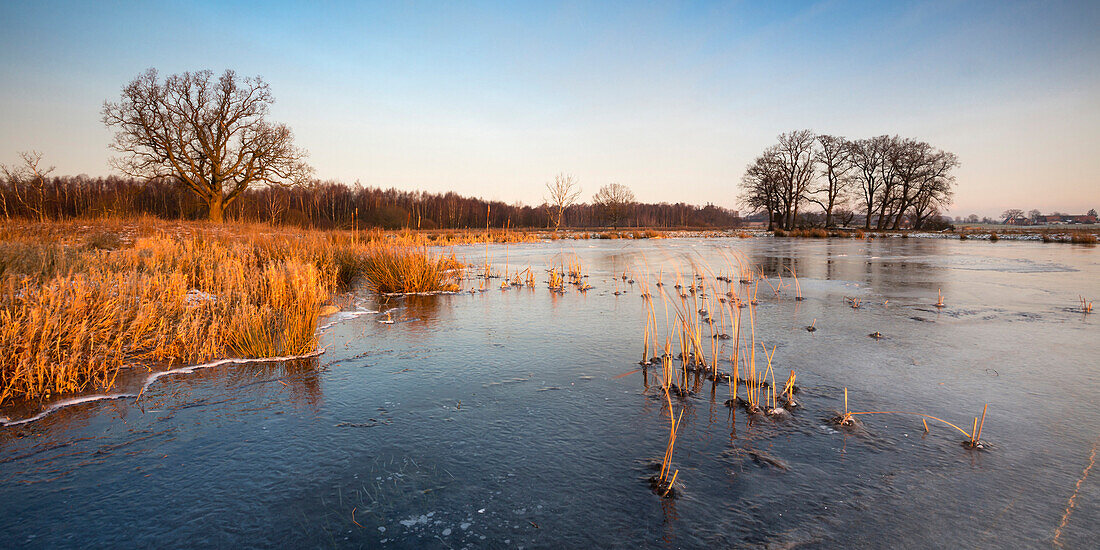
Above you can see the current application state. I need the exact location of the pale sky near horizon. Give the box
[1,0,1097,218]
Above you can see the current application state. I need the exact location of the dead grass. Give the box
[358,246,462,294]
[1070,231,1098,244]
[0,218,463,405]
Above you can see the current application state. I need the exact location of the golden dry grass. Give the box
[0,218,463,405]
[357,246,462,294]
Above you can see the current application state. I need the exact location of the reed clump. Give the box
[357,245,462,294]
[651,406,683,498]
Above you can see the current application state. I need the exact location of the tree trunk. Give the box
[891,206,905,230]
[208,195,225,223]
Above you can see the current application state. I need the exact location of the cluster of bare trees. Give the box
[741,130,959,230]
[0,151,54,221]
[545,176,638,229]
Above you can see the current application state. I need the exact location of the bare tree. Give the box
[773,130,817,229]
[102,68,312,222]
[874,136,905,230]
[1002,209,1025,223]
[592,183,636,227]
[1,151,54,221]
[1028,209,1042,221]
[740,149,784,230]
[847,136,890,230]
[885,138,924,229]
[890,142,958,229]
[808,134,853,227]
[544,173,580,231]
[907,151,958,229]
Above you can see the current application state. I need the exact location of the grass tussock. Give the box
[0,219,462,405]
[1070,231,1097,244]
[357,246,462,294]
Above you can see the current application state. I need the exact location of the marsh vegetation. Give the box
[0,231,1096,548]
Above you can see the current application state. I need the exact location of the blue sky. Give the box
[1,0,1097,216]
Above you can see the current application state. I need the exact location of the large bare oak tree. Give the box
[102,69,311,222]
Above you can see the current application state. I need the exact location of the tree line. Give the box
[741,130,959,230]
[0,161,740,229]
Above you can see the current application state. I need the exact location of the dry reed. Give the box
[836,388,990,447]
[0,219,461,404]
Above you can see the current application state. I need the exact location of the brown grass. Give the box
[0,218,462,405]
[357,246,462,294]
[1070,231,1098,244]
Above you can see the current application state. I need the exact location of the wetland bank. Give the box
[1,232,1097,548]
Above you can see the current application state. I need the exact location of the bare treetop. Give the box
[102,68,312,222]
[544,173,580,231]
[1,151,54,221]
[592,183,636,227]
[809,134,854,228]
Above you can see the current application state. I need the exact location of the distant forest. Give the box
[0,174,742,230]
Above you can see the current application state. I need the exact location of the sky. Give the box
[1,0,1097,217]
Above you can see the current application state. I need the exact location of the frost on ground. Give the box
[185,289,216,305]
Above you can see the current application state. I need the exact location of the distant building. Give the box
[1035,214,1096,225]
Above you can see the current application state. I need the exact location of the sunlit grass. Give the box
[0,219,467,405]
[358,246,462,294]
